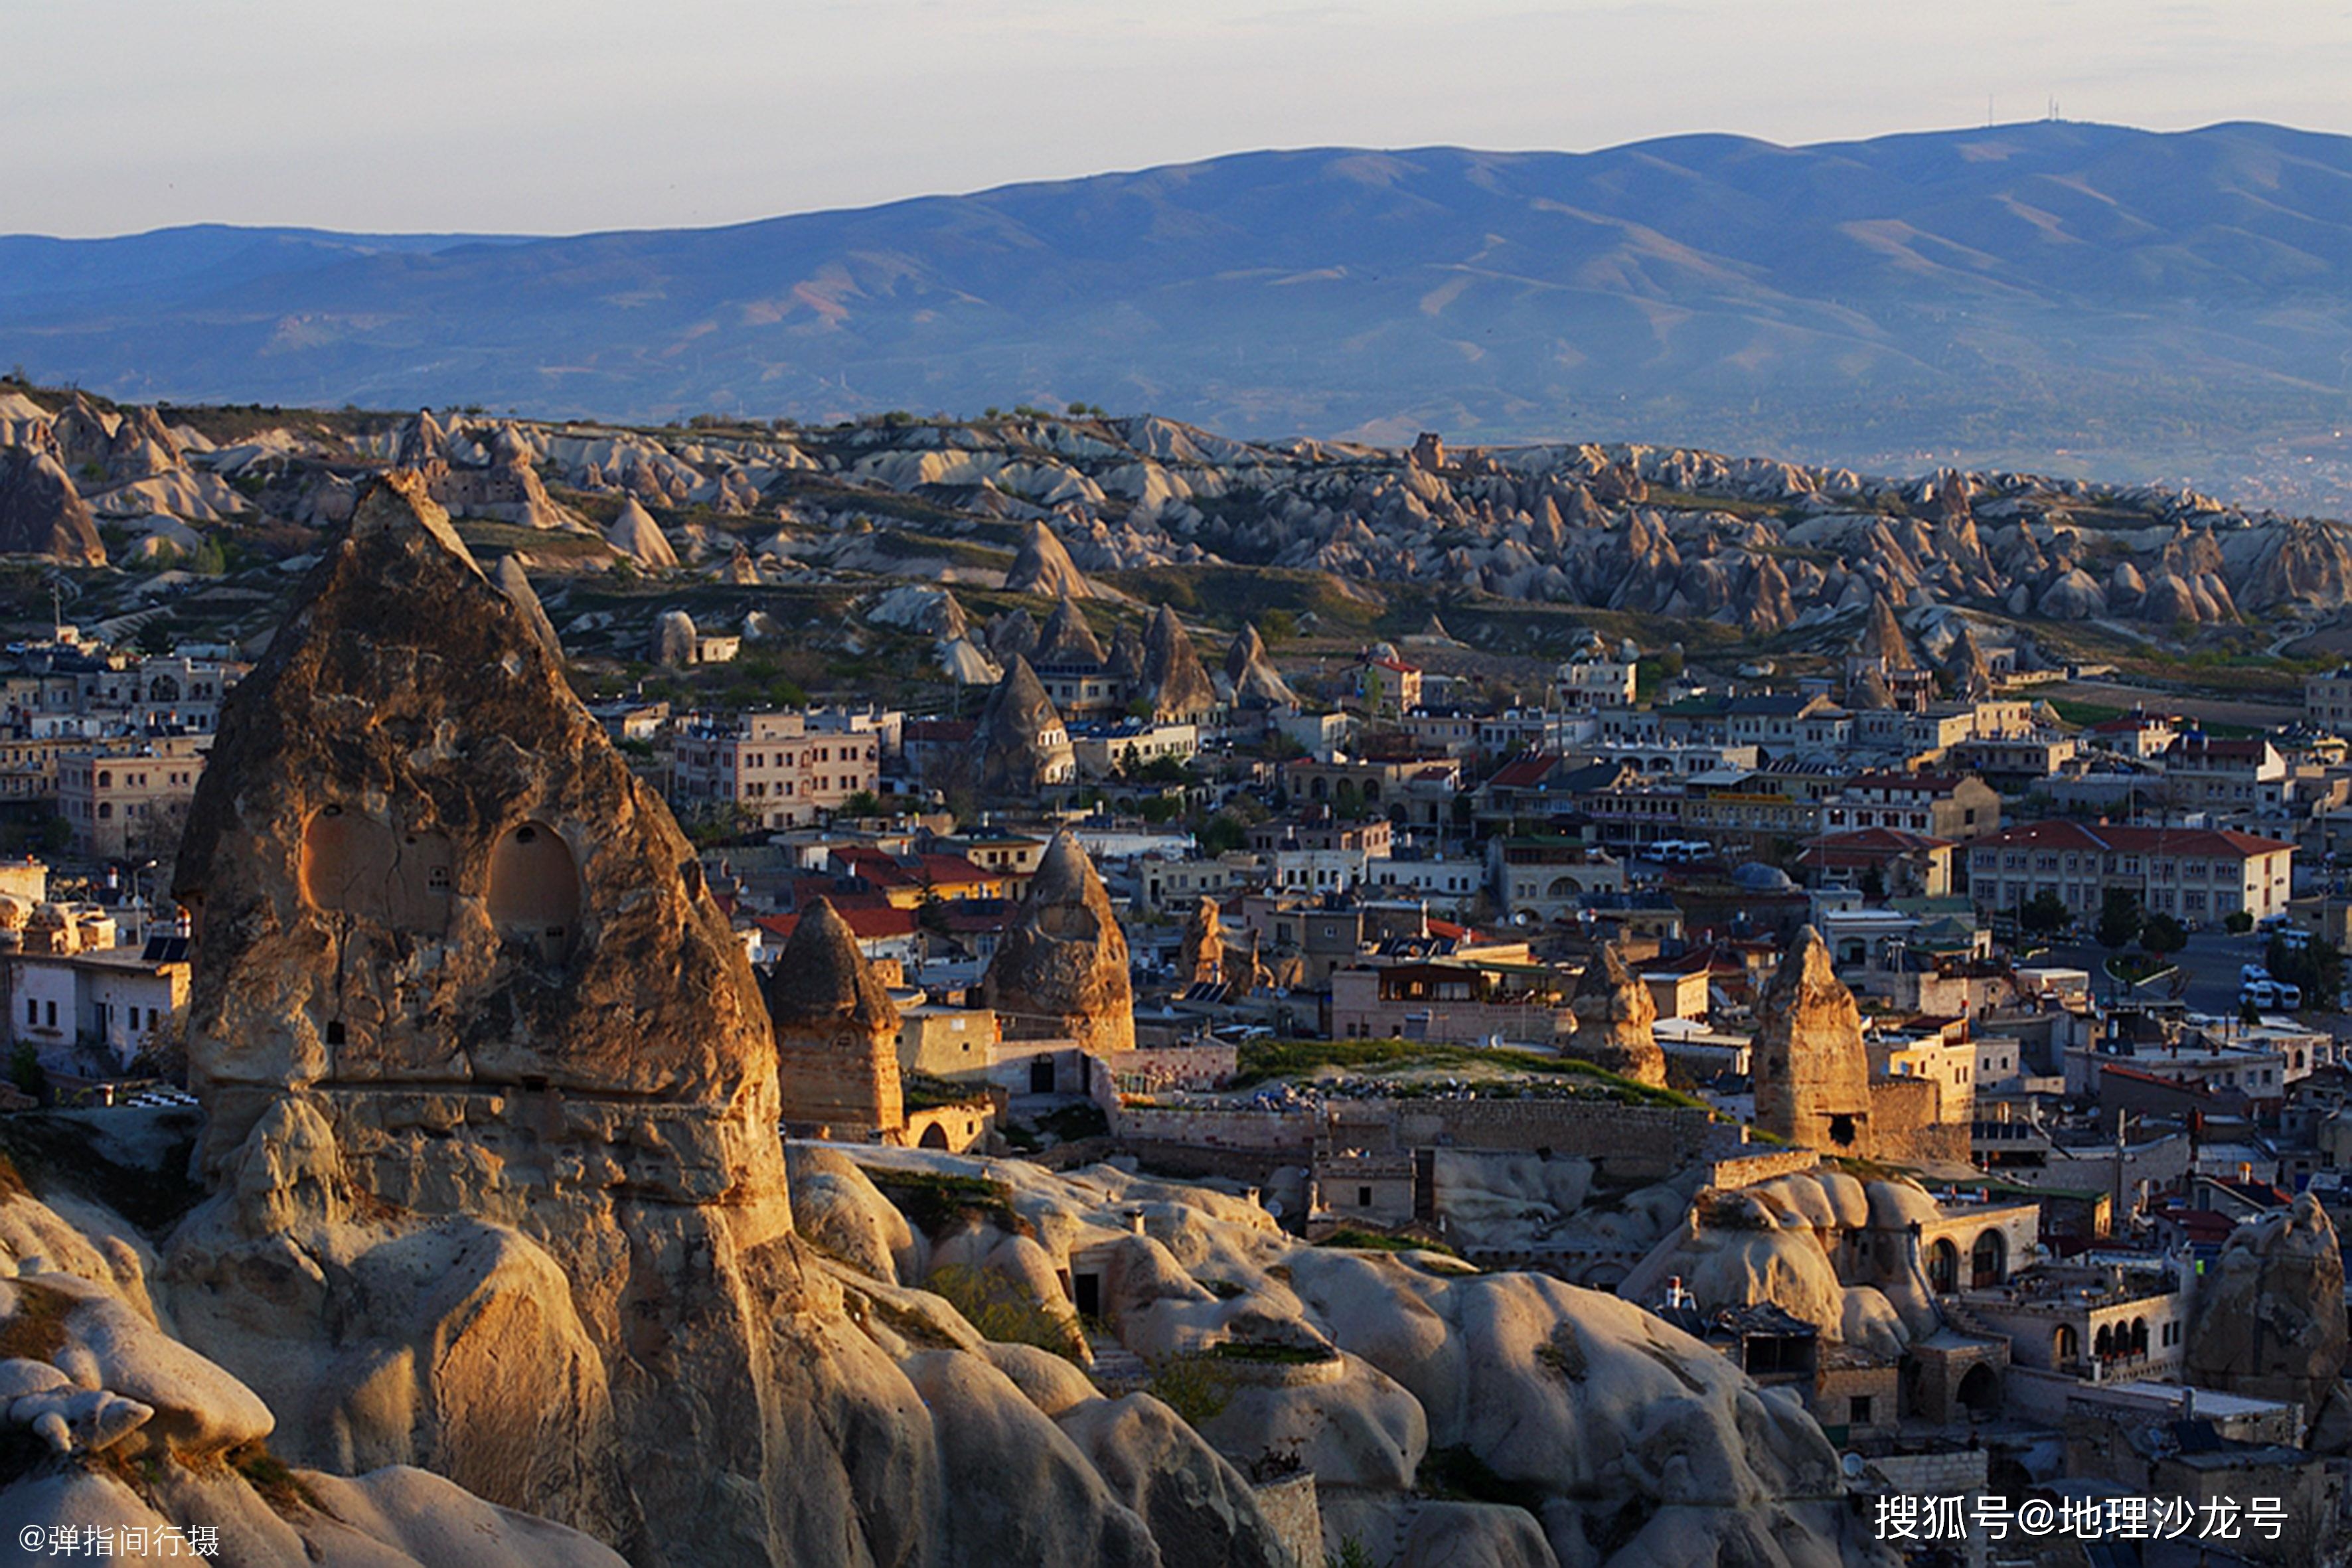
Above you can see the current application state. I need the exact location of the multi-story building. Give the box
[1068,718,1198,780]
[669,708,895,829]
[1963,821,2295,924]
[7,927,193,1071]
[56,736,209,860]
[2306,666,2352,731]
[1353,654,1423,718]
[2156,734,2288,815]
[1726,694,1852,753]
[1488,837,1627,920]
[1948,732,2078,793]
[1550,639,1638,712]
[1822,772,2001,842]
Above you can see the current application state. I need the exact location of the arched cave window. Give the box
[301,807,453,934]
[488,820,582,963]
[1828,1113,1857,1147]
[919,1123,950,1150]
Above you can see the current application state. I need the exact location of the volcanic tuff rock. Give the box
[1751,927,1872,1154]
[1222,624,1298,708]
[972,655,1075,799]
[157,471,1295,1567]
[1178,896,1225,988]
[984,832,1136,1056]
[1035,594,1108,666]
[988,607,1041,663]
[495,554,564,660]
[1563,945,1666,1088]
[651,607,696,666]
[1004,518,1097,599]
[1140,605,1216,720]
[0,430,107,564]
[2185,1191,2349,1416]
[765,899,905,1137]
[602,495,677,569]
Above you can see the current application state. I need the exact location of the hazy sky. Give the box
[10,0,2351,237]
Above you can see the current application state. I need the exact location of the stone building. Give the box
[765,899,905,1141]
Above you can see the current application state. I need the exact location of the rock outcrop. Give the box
[1035,595,1107,666]
[161,471,1272,1567]
[1223,625,1298,708]
[603,496,678,570]
[0,433,107,564]
[2185,1191,2349,1416]
[1005,520,1094,599]
[984,832,1136,1056]
[1141,605,1217,720]
[651,607,697,666]
[1751,927,1871,1154]
[766,899,905,1138]
[496,555,564,661]
[973,655,1075,799]
[1563,945,1666,1087]
[1178,896,1225,988]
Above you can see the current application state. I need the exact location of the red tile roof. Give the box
[1973,821,2293,859]
[755,905,917,941]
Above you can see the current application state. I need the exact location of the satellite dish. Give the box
[1840,1452,1866,1480]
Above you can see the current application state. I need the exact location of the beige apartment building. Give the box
[1964,821,2294,923]
[669,709,890,830]
[56,736,209,860]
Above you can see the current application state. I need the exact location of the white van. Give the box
[2242,980,2281,1009]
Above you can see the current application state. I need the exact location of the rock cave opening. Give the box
[487,821,582,963]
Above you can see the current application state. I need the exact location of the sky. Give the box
[9,0,2351,237]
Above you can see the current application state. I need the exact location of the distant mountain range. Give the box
[5,121,2351,508]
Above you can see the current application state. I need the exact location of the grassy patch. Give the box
[902,1073,988,1113]
[859,1166,1024,1235]
[1146,1354,1237,1425]
[1231,1037,1709,1111]
[228,1441,320,1516]
[926,1264,1085,1362]
[1316,1229,1461,1259]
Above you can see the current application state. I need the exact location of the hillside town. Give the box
[3,462,2351,1562]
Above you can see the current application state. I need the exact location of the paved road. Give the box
[2022,928,2274,1018]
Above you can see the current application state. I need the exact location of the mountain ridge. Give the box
[5,120,2351,508]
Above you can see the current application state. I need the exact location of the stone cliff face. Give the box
[161,471,1247,1567]
[1564,945,1666,1088]
[984,832,1136,1056]
[1751,927,1872,1154]
[2185,1192,2349,1417]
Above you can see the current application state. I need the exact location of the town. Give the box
[3,434,2349,1562]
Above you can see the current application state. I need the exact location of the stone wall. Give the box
[1866,1075,1970,1166]
[1251,1474,1322,1568]
[1111,1101,1321,1156]
[1332,1097,1718,1181]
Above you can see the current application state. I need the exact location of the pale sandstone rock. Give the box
[983,832,1137,1056]
[1563,946,1665,1087]
[2185,1190,2349,1415]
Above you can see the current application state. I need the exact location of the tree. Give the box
[2223,910,2254,935]
[2266,935,2345,1012]
[2096,888,2144,951]
[842,790,884,819]
[2019,890,2073,936]
[2138,911,2187,958]
[1859,865,1887,902]
[1196,813,1247,856]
